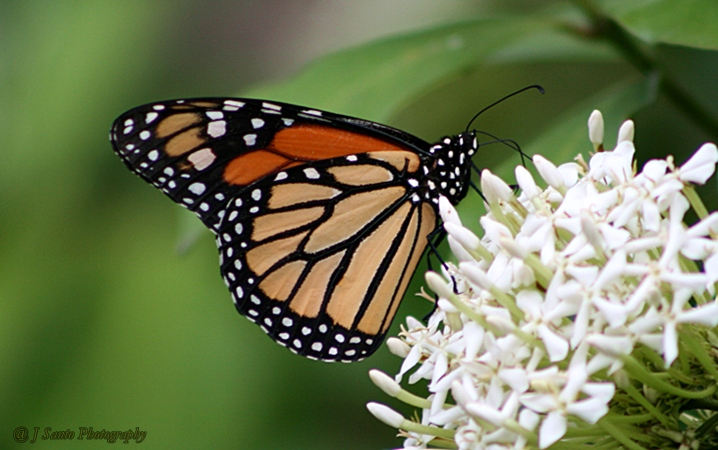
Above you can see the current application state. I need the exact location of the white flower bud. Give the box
[366,403,404,428]
[617,119,634,143]
[425,271,454,299]
[369,370,401,397]
[588,110,604,149]
[481,169,513,204]
[386,337,410,358]
[533,154,565,191]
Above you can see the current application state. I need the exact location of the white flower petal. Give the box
[557,162,580,188]
[519,393,556,413]
[538,324,569,362]
[533,154,565,191]
[662,322,678,366]
[438,195,461,225]
[676,301,718,327]
[539,411,567,449]
[566,395,610,424]
[679,143,718,184]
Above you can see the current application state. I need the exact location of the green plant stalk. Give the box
[597,417,649,450]
[571,0,718,142]
[680,331,718,380]
[621,382,673,427]
[399,419,455,440]
[622,355,717,399]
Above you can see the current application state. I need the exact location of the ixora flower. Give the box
[368,111,718,449]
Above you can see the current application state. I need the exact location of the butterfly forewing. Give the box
[110,98,472,362]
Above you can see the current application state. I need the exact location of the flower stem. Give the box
[680,331,718,380]
[597,417,650,450]
[622,355,718,399]
[399,420,455,440]
[621,381,673,427]
[683,185,710,221]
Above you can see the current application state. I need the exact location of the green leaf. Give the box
[243,15,617,122]
[597,0,718,50]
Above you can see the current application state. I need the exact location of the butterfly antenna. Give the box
[475,130,528,166]
[465,85,545,133]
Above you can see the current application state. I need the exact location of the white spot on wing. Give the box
[223,100,244,111]
[207,120,226,137]
[188,182,206,195]
[187,148,216,171]
[262,102,281,111]
[274,172,287,181]
[206,111,224,120]
[251,118,265,129]
[147,150,159,161]
[145,112,158,124]
[304,168,320,179]
[244,134,257,146]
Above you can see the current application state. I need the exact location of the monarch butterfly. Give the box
[111,98,479,362]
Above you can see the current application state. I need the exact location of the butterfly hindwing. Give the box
[217,151,437,361]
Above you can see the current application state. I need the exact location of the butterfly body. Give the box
[111,98,476,362]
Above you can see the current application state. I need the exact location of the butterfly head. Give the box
[425,132,477,205]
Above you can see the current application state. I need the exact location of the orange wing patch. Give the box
[223,124,415,186]
[269,124,409,159]
[224,150,302,185]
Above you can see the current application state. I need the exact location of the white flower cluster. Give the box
[368,111,718,449]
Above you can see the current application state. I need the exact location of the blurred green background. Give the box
[2,1,718,449]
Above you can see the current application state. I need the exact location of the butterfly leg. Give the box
[422,225,460,321]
